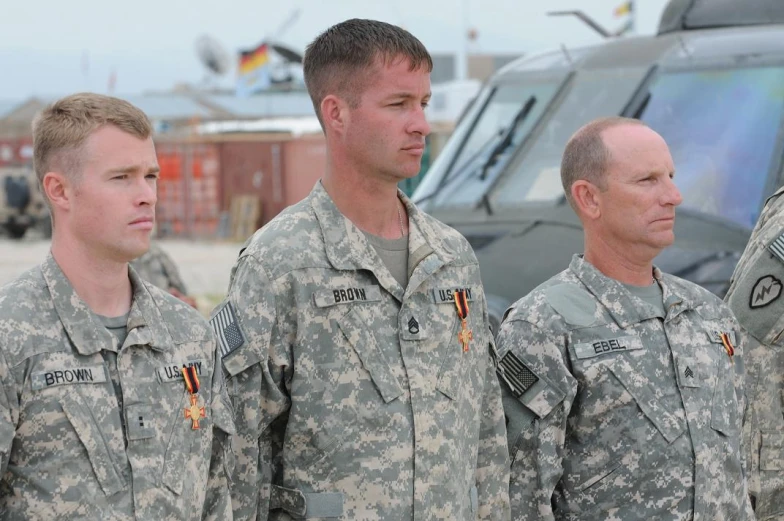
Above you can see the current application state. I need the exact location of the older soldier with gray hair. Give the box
[211,18,510,521]
[725,184,784,519]
[496,116,754,520]
[0,93,234,519]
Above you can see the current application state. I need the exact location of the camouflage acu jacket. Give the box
[213,182,510,521]
[0,254,234,520]
[131,242,189,294]
[725,184,784,520]
[497,255,753,521]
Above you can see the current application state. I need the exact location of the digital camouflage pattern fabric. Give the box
[0,253,235,520]
[131,242,189,295]
[213,182,510,521]
[725,184,784,520]
[498,254,754,521]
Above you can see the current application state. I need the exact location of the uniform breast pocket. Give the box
[757,429,784,519]
[565,357,686,500]
[60,391,126,496]
[428,287,485,401]
[160,389,206,495]
[336,307,404,405]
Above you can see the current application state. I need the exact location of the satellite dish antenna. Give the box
[195,35,231,76]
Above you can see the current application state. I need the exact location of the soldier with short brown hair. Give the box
[0,92,234,520]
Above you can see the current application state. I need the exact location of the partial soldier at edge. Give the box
[496,117,754,520]
[212,19,511,521]
[725,183,784,519]
[131,241,198,308]
[0,93,234,520]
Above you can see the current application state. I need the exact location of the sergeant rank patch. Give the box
[210,301,246,358]
[497,351,539,398]
[750,275,782,308]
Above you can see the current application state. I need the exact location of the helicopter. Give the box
[412,0,784,332]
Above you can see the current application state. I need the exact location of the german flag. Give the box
[614,0,633,17]
[239,43,269,75]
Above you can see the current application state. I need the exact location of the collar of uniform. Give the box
[654,267,697,320]
[570,255,690,328]
[124,265,171,352]
[41,252,118,356]
[310,181,456,293]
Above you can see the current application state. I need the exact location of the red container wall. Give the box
[155,142,221,238]
[218,141,287,230]
[281,137,326,208]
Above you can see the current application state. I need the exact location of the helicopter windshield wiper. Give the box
[414,96,537,205]
[479,96,537,180]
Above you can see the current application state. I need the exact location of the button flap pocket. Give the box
[337,308,403,404]
[761,431,784,471]
[608,358,685,443]
[60,392,124,496]
[270,484,344,518]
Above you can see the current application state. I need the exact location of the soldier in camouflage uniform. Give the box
[211,19,510,521]
[496,117,754,520]
[0,93,234,520]
[725,183,784,519]
[131,242,198,308]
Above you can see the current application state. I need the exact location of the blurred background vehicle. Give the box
[0,165,50,239]
[413,0,784,332]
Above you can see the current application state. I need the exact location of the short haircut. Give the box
[303,18,433,127]
[561,116,646,208]
[32,92,153,187]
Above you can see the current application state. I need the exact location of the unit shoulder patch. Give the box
[750,274,782,308]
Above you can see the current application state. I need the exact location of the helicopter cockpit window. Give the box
[490,67,650,207]
[418,80,562,209]
[638,66,784,229]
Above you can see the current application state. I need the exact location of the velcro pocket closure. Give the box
[0,406,13,457]
[710,360,740,438]
[270,484,344,518]
[761,431,784,471]
[608,358,685,443]
[60,392,124,496]
[337,308,403,404]
[469,485,479,513]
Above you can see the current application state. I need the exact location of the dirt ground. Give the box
[0,237,243,316]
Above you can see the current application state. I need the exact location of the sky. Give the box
[0,0,670,101]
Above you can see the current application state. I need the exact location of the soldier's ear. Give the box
[321,94,348,135]
[42,171,71,213]
[571,180,601,220]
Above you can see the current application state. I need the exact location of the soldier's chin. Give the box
[126,240,152,262]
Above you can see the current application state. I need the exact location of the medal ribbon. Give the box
[183,365,200,394]
[720,332,735,358]
[454,290,469,320]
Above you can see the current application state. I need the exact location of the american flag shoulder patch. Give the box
[769,233,784,264]
[210,301,246,359]
[497,351,539,398]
